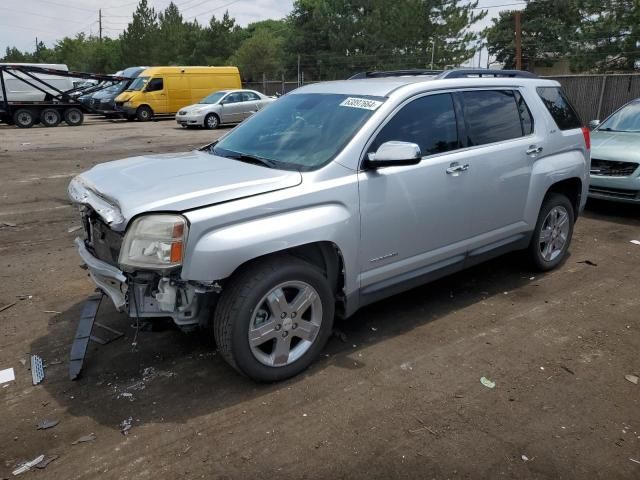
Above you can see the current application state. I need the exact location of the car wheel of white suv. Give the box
[529,193,575,271]
[213,254,334,382]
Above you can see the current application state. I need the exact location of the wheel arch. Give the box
[545,177,582,218]
[221,241,347,318]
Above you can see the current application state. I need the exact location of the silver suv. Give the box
[69,70,590,382]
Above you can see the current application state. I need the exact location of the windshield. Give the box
[212,93,384,171]
[104,80,127,93]
[127,76,148,91]
[199,91,226,104]
[599,101,640,132]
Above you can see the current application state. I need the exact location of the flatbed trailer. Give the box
[0,65,127,128]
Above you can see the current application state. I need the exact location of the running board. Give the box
[69,293,103,380]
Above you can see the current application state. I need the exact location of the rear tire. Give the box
[204,113,219,130]
[40,108,62,127]
[528,193,574,271]
[63,108,84,126]
[136,105,153,122]
[13,109,36,128]
[214,255,334,382]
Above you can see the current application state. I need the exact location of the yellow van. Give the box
[115,66,241,121]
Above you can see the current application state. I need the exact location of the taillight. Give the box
[581,127,591,150]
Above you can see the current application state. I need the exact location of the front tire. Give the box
[528,193,574,271]
[136,105,153,122]
[214,255,334,382]
[204,113,219,130]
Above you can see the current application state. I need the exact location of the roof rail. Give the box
[348,69,443,79]
[437,69,538,79]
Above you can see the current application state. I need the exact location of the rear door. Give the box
[240,91,261,118]
[219,93,244,123]
[453,88,539,247]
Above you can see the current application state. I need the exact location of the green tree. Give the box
[573,0,640,72]
[288,0,486,79]
[231,28,285,81]
[155,2,186,65]
[202,11,242,65]
[120,0,159,66]
[486,1,580,70]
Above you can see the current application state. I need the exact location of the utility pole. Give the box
[430,39,435,70]
[514,11,522,70]
[99,9,103,41]
[297,54,301,87]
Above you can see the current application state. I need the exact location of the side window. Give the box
[225,93,240,104]
[146,78,163,92]
[246,92,260,101]
[514,91,534,135]
[536,87,582,130]
[369,93,459,156]
[461,90,525,146]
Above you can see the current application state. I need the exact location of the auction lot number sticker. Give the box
[340,97,383,110]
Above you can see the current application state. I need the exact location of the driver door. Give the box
[358,92,472,291]
[144,77,167,113]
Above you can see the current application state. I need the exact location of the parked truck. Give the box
[0,64,126,128]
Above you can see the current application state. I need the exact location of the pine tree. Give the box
[120,0,159,66]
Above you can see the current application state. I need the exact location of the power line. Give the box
[0,6,95,26]
[185,0,244,20]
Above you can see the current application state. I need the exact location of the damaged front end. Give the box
[69,177,217,330]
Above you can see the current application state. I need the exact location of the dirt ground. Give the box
[0,117,639,480]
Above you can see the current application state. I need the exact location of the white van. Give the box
[0,63,74,102]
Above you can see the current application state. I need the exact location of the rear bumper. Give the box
[75,237,127,310]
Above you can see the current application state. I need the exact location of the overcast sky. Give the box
[1,0,524,63]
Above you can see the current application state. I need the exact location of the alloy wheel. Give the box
[539,205,570,262]
[248,281,323,367]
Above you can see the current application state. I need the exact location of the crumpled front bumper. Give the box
[75,237,127,310]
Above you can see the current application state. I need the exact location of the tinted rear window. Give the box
[536,87,582,130]
[461,90,524,145]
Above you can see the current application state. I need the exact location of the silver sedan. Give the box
[176,89,275,129]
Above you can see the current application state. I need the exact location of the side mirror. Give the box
[588,119,600,130]
[365,141,422,168]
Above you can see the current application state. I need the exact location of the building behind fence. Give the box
[244,73,640,124]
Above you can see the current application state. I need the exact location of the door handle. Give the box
[526,145,543,155]
[446,162,470,175]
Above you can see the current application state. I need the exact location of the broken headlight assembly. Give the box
[119,214,188,270]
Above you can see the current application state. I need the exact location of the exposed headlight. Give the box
[119,214,188,270]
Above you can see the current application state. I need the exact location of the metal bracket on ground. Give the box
[69,293,103,380]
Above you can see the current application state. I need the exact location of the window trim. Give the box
[359,90,463,171]
[359,87,536,170]
[146,77,164,92]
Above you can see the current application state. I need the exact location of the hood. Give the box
[591,130,640,163]
[115,91,136,103]
[69,150,302,231]
[179,103,216,114]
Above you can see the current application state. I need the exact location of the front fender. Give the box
[181,203,354,283]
